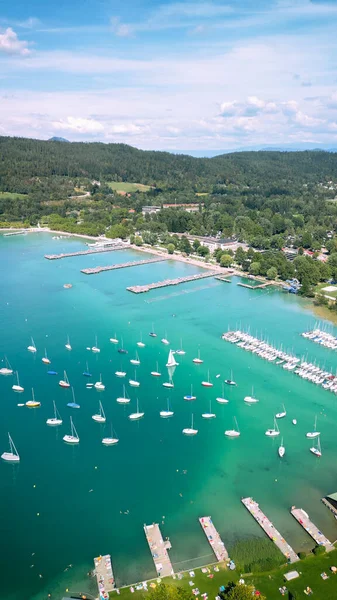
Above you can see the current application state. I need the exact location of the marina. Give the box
[81,257,166,274]
[93,554,115,598]
[302,327,337,351]
[199,516,229,562]
[242,497,299,563]
[144,523,174,577]
[127,271,219,293]
[44,244,129,260]
[290,507,334,551]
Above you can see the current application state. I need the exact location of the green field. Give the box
[0,191,28,199]
[107,181,153,193]
[315,282,337,298]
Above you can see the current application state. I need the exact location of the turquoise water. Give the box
[1,233,337,600]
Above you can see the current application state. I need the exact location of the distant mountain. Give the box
[48,136,70,143]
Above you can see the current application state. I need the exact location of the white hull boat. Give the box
[1,433,20,462]
[183,414,198,435]
[63,417,79,444]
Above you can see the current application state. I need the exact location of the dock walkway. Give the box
[94,554,115,598]
[81,257,165,274]
[199,516,229,561]
[45,244,129,260]
[127,271,218,294]
[242,497,299,563]
[237,282,272,290]
[291,507,334,551]
[144,523,174,577]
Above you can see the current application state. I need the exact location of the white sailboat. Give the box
[175,339,186,355]
[92,335,100,353]
[63,416,80,444]
[65,335,72,351]
[59,370,70,388]
[109,333,119,344]
[202,400,216,419]
[115,369,126,378]
[166,350,178,368]
[163,373,174,388]
[276,404,286,419]
[278,437,285,458]
[183,413,198,435]
[27,337,37,353]
[244,387,259,403]
[265,417,280,437]
[137,333,145,348]
[94,374,105,390]
[1,433,20,462]
[151,361,161,377]
[42,349,51,364]
[102,424,119,445]
[116,385,130,404]
[161,332,170,345]
[46,400,63,426]
[12,371,24,392]
[92,400,106,423]
[216,383,229,404]
[310,435,322,457]
[149,323,157,337]
[129,398,144,420]
[193,350,203,364]
[130,351,141,366]
[26,388,41,408]
[306,415,320,438]
[225,417,240,437]
[201,370,213,387]
[129,370,140,387]
[225,370,237,386]
[184,385,196,401]
[0,356,13,375]
[160,399,174,418]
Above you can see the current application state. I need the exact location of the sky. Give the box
[1,0,337,152]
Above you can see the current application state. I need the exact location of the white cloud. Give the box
[52,116,104,133]
[0,27,30,56]
[293,110,324,127]
[109,123,144,134]
[110,17,132,37]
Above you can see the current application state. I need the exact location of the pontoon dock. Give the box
[199,516,229,561]
[81,257,165,274]
[94,554,115,598]
[127,271,218,293]
[290,507,334,551]
[144,523,174,577]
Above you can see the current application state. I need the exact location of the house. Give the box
[162,203,203,212]
[142,206,161,215]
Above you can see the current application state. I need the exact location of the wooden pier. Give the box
[93,554,115,598]
[44,244,129,260]
[290,507,334,551]
[144,523,174,578]
[81,257,166,274]
[215,276,232,283]
[237,282,271,290]
[127,271,218,294]
[322,493,337,517]
[242,497,299,563]
[199,516,229,562]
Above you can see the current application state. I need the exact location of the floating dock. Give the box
[215,276,232,283]
[144,523,174,577]
[81,257,166,274]
[290,507,334,551]
[45,244,129,260]
[242,497,299,563]
[199,516,229,562]
[93,554,115,598]
[127,271,218,294]
[237,281,272,290]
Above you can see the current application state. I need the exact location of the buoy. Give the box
[94,466,98,469]
[37,512,40,516]
[33,484,36,488]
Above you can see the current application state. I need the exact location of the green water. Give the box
[1,233,337,600]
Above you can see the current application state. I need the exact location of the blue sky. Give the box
[1,0,337,151]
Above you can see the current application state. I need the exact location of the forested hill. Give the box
[1,136,337,193]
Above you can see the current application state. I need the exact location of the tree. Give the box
[249,261,260,275]
[220,253,233,267]
[221,583,265,600]
[299,276,314,297]
[134,235,142,246]
[193,239,201,251]
[167,243,175,254]
[149,583,192,600]
[328,252,337,281]
[197,245,210,257]
[179,236,192,254]
[302,231,313,248]
[267,266,277,280]
[235,246,246,265]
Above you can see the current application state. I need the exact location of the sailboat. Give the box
[161,332,170,345]
[265,417,280,437]
[83,362,92,377]
[225,370,237,386]
[225,417,240,437]
[166,350,178,368]
[41,349,51,365]
[109,333,119,344]
[116,385,130,404]
[67,387,80,409]
[115,369,126,378]
[175,339,186,356]
[63,416,80,444]
[130,351,141,366]
[92,400,106,423]
[26,388,41,407]
[129,398,144,420]
[278,437,285,458]
[129,370,140,387]
[1,433,20,462]
[137,333,145,348]
[184,384,196,401]
[306,416,320,438]
[244,387,259,403]
[160,399,174,418]
[183,413,198,435]
[118,338,128,354]
[27,337,37,353]
[91,335,100,353]
[65,335,72,351]
[201,370,213,387]
[216,383,229,404]
[202,400,216,419]
[310,435,322,457]
[0,356,13,375]
[94,374,105,390]
[59,370,70,388]
[102,424,119,445]
[149,323,157,338]
[276,404,286,419]
[151,361,161,377]
[46,400,63,426]
[12,371,24,392]
[193,350,203,364]
[163,373,174,388]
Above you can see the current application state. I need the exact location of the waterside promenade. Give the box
[199,516,229,562]
[93,554,115,598]
[81,257,166,274]
[291,507,334,551]
[144,523,174,577]
[127,271,219,293]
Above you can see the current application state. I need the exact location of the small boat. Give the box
[130,351,140,366]
[160,399,174,418]
[176,339,186,356]
[47,370,58,376]
[17,403,25,407]
[115,370,126,378]
[202,400,216,419]
[310,435,322,457]
[265,417,280,437]
[65,335,72,351]
[102,424,119,445]
[201,370,213,388]
[83,362,92,377]
[225,417,240,437]
[67,387,80,409]
[184,384,196,401]
[244,387,259,404]
[91,335,100,353]
[166,349,178,368]
[116,385,130,404]
[1,433,20,462]
[149,323,157,337]
[278,437,285,458]
[163,373,174,388]
[129,398,144,420]
[225,370,237,386]
[193,350,203,364]
[137,333,145,348]
[42,349,51,365]
[216,383,229,404]
[151,361,161,377]
[12,371,24,392]
[292,419,297,425]
[86,383,94,389]
[46,400,63,426]
[0,356,13,375]
[183,413,198,436]
[27,337,37,353]
[118,338,128,354]
[59,370,70,388]
[63,416,80,444]
[276,404,286,419]
[92,400,106,423]
[161,332,170,345]
[306,415,320,438]
[26,388,41,408]
[129,370,140,387]
[94,374,105,390]
[109,333,119,344]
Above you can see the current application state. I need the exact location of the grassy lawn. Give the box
[315,283,337,298]
[107,181,153,193]
[0,191,28,199]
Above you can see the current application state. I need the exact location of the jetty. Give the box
[322,492,337,517]
[44,244,129,260]
[242,497,299,563]
[290,507,334,551]
[144,523,174,577]
[199,516,229,562]
[127,271,218,294]
[237,281,272,290]
[93,554,115,597]
[81,257,165,274]
[215,276,232,283]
